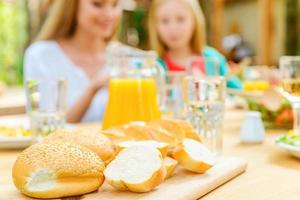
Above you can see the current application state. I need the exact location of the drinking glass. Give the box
[186,56,220,77]
[204,57,221,76]
[160,56,222,119]
[161,72,186,119]
[25,79,67,143]
[183,76,226,155]
[279,56,300,134]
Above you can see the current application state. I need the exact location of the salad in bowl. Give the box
[276,131,300,158]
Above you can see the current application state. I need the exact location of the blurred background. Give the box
[0,0,298,86]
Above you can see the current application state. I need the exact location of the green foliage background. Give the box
[0,0,28,85]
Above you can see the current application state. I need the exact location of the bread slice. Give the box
[101,127,132,144]
[44,129,116,164]
[12,142,105,199]
[171,119,202,142]
[172,139,215,173]
[101,122,152,144]
[163,157,178,179]
[145,124,178,145]
[122,121,153,141]
[149,119,185,141]
[117,140,169,158]
[104,146,166,193]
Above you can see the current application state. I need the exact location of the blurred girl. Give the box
[148,0,242,89]
[24,0,121,122]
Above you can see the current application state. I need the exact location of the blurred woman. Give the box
[148,0,242,89]
[24,0,121,122]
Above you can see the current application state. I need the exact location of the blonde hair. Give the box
[148,0,206,57]
[36,0,78,41]
[36,0,120,41]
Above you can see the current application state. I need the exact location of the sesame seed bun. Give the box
[12,142,105,199]
[44,129,116,164]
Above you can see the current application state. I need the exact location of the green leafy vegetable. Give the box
[277,133,300,146]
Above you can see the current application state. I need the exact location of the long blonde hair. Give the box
[36,0,120,41]
[148,0,206,57]
[36,0,78,41]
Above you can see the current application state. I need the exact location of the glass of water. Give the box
[183,76,226,155]
[25,79,67,143]
[161,72,186,119]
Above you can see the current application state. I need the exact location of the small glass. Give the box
[25,79,67,143]
[279,56,300,134]
[204,57,221,76]
[183,76,226,155]
[161,72,186,119]
[186,56,220,77]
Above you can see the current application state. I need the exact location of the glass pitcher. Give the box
[102,46,165,129]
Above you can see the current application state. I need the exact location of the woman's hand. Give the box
[67,74,110,123]
[89,74,110,94]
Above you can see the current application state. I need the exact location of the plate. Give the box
[0,136,31,149]
[0,122,76,150]
[276,141,300,159]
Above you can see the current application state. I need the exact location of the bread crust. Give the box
[12,142,105,199]
[172,139,214,173]
[163,157,178,179]
[45,129,116,164]
[104,146,166,193]
[117,140,169,158]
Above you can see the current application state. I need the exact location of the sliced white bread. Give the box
[145,124,178,145]
[101,122,152,144]
[122,121,153,141]
[101,127,132,144]
[104,146,166,193]
[172,119,202,142]
[163,157,178,179]
[172,139,215,173]
[149,119,185,142]
[117,140,169,158]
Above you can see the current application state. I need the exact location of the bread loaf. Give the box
[104,145,166,193]
[172,139,215,173]
[12,142,105,199]
[44,129,115,164]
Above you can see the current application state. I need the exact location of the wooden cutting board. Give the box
[3,157,247,200]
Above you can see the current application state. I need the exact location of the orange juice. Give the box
[102,78,161,129]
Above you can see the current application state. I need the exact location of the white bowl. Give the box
[276,142,300,159]
[0,136,31,149]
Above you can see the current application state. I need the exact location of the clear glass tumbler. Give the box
[183,76,226,155]
[161,72,186,119]
[25,79,67,143]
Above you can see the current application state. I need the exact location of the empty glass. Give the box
[183,76,226,155]
[161,72,186,119]
[185,56,221,77]
[25,79,67,143]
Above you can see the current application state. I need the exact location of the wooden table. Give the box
[0,88,26,116]
[1,110,300,199]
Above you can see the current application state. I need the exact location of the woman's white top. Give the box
[24,40,108,122]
